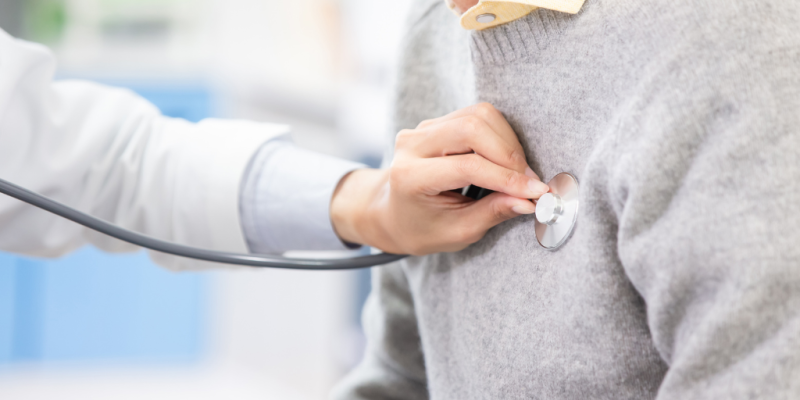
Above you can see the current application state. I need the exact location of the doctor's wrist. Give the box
[330,168,387,249]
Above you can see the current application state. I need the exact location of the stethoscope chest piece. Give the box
[535,172,579,250]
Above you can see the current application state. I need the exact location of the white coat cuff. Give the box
[240,141,367,254]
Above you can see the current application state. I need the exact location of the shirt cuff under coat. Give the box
[240,139,367,254]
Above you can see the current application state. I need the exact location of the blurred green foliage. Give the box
[22,0,184,44]
[24,0,67,44]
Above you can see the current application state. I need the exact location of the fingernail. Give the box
[524,167,537,179]
[528,179,549,197]
[512,203,536,215]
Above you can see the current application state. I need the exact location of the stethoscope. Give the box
[466,172,580,250]
[533,172,580,250]
[0,173,579,270]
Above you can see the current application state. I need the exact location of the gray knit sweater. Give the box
[333,0,800,399]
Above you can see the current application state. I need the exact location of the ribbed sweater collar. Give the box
[470,5,583,65]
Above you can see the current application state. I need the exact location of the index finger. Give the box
[412,154,549,199]
[412,116,530,175]
[417,103,522,157]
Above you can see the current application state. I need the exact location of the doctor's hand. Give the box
[330,103,549,256]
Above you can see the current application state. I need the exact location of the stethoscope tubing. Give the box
[0,177,407,270]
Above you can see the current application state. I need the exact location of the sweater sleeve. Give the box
[330,263,429,400]
[611,41,800,398]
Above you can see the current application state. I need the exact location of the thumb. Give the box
[459,192,536,233]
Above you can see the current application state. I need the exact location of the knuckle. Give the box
[507,148,524,168]
[505,170,523,190]
[460,115,483,137]
[455,154,482,176]
[473,102,498,120]
[416,119,434,129]
[394,129,415,147]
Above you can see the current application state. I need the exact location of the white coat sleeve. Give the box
[0,30,290,270]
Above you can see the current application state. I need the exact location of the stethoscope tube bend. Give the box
[0,177,407,270]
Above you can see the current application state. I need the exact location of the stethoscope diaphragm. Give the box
[535,172,579,250]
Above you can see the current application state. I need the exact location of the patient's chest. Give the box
[397,10,668,399]
[402,150,666,398]
[403,147,665,398]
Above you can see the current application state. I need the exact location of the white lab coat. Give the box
[0,29,289,270]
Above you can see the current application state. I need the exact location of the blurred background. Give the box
[0,0,410,398]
